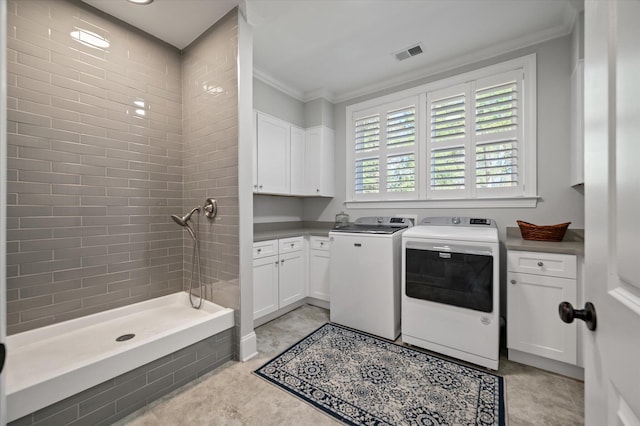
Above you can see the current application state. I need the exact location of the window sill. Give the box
[344,196,539,209]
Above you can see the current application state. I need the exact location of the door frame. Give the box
[1,0,9,423]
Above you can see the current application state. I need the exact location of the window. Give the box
[353,98,419,200]
[346,54,537,208]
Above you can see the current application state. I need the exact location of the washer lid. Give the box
[331,216,412,234]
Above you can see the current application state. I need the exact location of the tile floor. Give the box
[116,305,584,426]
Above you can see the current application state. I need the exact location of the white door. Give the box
[1,0,8,422]
[583,0,640,424]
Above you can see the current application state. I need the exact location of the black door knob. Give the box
[0,343,5,374]
[558,301,597,331]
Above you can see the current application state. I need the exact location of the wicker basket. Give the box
[517,220,571,242]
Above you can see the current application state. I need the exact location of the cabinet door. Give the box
[319,127,335,197]
[309,249,330,301]
[507,271,577,364]
[256,113,290,194]
[305,127,335,197]
[304,127,321,195]
[278,250,305,306]
[570,60,584,186]
[290,126,306,195]
[253,255,279,319]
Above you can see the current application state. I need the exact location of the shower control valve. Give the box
[204,198,217,219]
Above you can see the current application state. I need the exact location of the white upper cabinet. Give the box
[254,111,335,197]
[304,126,335,197]
[570,60,584,186]
[290,125,307,195]
[255,113,291,194]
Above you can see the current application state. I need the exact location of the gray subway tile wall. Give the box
[6,0,240,335]
[181,9,240,310]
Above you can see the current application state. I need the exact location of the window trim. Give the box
[345,54,538,208]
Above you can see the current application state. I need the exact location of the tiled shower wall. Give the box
[5,0,189,335]
[181,10,240,312]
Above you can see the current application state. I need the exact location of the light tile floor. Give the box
[116,305,584,425]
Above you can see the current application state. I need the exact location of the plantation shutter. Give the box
[354,114,381,194]
[386,105,416,194]
[347,55,535,204]
[426,84,470,197]
[474,70,523,196]
[352,98,418,200]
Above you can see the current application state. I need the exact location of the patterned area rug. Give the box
[255,323,505,425]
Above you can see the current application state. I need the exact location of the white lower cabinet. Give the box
[308,236,330,301]
[507,250,581,376]
[252,254,279,319]
[253,237,306,320]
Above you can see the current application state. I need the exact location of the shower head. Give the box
[171,207,200,227]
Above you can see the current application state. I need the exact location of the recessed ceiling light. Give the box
[127,0,154,4]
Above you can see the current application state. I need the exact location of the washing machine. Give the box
[329,216,412,340]
[402,216,500,370]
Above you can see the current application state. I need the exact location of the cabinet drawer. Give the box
[279,236,303,253]
[310,236,330,251]
[507,251,577,279]
[253,240,278,259]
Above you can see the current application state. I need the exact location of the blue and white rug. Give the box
[255,323,505,425]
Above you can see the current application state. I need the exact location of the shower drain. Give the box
[116,334,135,342]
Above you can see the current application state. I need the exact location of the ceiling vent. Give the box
[394,43,424,61]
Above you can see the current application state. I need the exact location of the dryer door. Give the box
[404,241,494,312]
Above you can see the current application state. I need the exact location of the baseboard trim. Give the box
[305,297,329,310]
[508,349,584,380]
[239,332,257,362]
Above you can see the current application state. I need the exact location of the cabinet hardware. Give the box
[274,261,278,266]
[537,261,544,267]
[280,259,285,264]
[290,243,294,247]
[510,279,517,284]
[257,248,261,253]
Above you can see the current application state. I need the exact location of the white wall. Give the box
[304,98,335,129]
[304,35,584,241]
[253,194,304,223]
[253,77,305,127]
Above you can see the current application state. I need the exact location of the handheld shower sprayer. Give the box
[170,207,200,228]
[170,200,217,310]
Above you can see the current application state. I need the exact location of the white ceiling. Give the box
[81,0,581,103]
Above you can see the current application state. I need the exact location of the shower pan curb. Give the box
[5,292,234,423]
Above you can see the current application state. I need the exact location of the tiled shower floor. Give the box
[116,305,584,425]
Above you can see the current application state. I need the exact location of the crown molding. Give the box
[253,11,577,106]
[334,23,574,104]
[253,68,306,102]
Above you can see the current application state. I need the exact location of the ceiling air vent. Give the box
[394,43,424,61]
